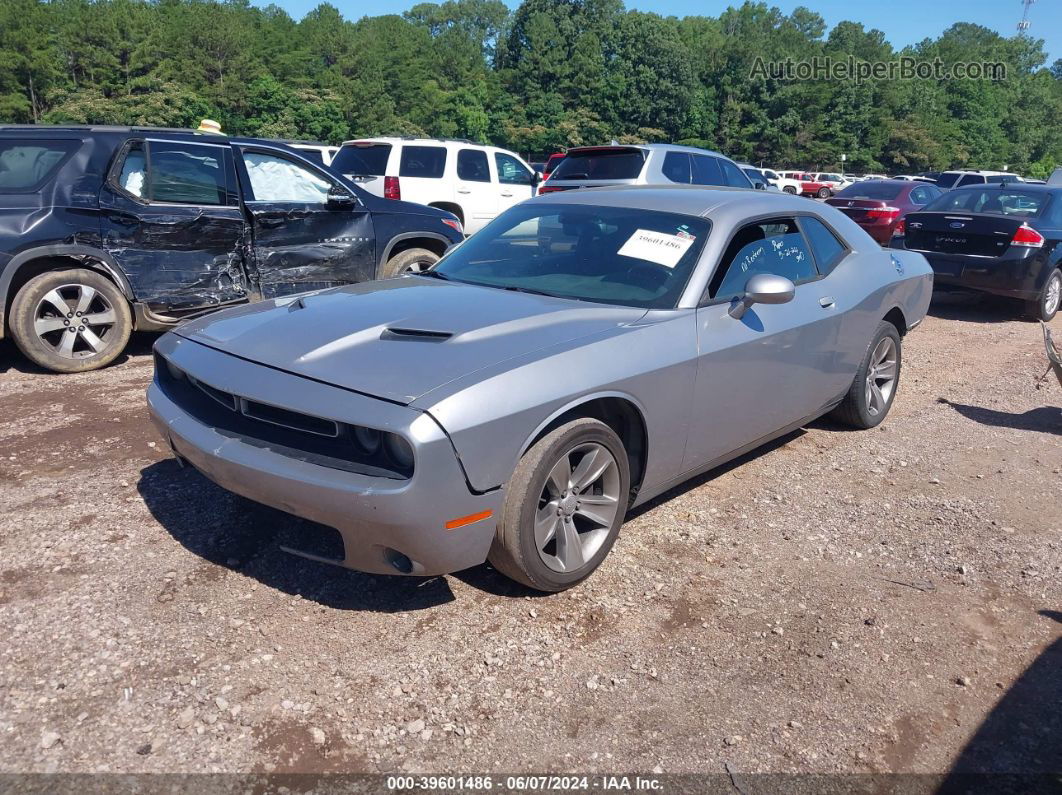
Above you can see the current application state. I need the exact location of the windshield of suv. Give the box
[429,203,709,309]
[923,188,1047,217]
[331,143,391,176]
[550,148,646,181]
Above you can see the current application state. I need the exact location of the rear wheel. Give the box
[380,247,439,278]
[830,321,902,429]
[9,268,131,373]
[488,418,630,592]
[782,185,797,195]
[1029,268,1061,322]
[817,187,832,199]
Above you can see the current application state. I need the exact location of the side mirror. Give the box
[327,185,356,207]
[531,171,541,187]
[728,273,796,319]
[754,181,766,190]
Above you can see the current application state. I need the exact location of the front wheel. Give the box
[380,247,440,278]
[488,418,630,592]
[1029,268,1061,322]
[830,321,902,429]
[9,268,132,373]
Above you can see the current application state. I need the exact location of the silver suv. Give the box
[540,143,755,194]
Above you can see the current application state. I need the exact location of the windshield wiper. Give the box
[500,285,558,298]
[414,270,450,281]
[558,172,589,180]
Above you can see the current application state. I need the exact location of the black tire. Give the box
[830,320,903,429]
[817,187,832,199]
[488,418,630,592]
[9,268,132,373]
[782,185,797,194]
[1028,268,1061,322]
[380,247,439,278]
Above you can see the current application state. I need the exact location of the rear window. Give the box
[551,148,645,181]
[399,146,446,179]
[924,189,1047,217]
[836,182,903,200]
[934,173,961,189]
[0,139,77,190]
[331,143,391,176]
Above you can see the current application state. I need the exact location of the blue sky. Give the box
[260,0,1061,65]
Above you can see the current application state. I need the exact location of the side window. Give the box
[661,152,691,184]
[957,174,983,187]
[118,142,147,198]
[400,145,446,178]
[0,139,77,190]
[909,186,928,205]
[691,155,724,186]
[800,216,847,274]
[720,159,752,188]
[457,149,491,182]
[147,142,228,205]
[242,151,332,202]
[495,152,534,185]
[709,218,816,301]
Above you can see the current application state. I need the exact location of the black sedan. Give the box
[891,184,1062,321]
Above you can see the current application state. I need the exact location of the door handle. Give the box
[819,296,835,308]
[457,188,471,194]
[501,191,513,197]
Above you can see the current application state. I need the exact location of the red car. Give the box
[826,179,943,245]
[541,152,565,180]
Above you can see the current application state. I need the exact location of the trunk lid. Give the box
[826,197,892,223]
[903,212,1027,257]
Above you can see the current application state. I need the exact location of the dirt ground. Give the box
[0,293,1059,783]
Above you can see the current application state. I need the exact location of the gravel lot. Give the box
[0,294,1059,780]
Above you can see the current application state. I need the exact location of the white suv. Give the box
[331,138,538,235]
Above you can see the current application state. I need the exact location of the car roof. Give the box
[944,182,1060,194]
[529,184,824,217]
[565,143,729,159]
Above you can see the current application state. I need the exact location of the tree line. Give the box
[1,0,1060,175]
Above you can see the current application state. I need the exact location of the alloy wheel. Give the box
[1045,272,1061,318]
[865,336,898,416]
[534,442,622,573]
[32,284,118,359]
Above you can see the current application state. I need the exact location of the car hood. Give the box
[174,278,648,404]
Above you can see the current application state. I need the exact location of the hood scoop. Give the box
[380,327,453,342]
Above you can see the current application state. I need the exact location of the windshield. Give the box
[429,203,710,309]
[331,143,391,176]
[923,188,1047,217]
[550,149,646,181]
[836,182,903,200]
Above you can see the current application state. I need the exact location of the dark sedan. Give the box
[891,184,1062,321]
[827,180,942,245]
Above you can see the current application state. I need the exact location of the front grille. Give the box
[156,353,412,479]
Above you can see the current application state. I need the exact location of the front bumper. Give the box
[147,333,503,577]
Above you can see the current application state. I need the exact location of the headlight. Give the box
[353,426,381,454]
[164,358,184,381]
[384,433,414,470]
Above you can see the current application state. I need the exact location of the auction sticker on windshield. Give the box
[617,228,694,268]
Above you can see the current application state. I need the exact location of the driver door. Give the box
[235,147,376,298]
[682,217,847,471]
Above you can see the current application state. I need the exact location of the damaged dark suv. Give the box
[0,126,464,372]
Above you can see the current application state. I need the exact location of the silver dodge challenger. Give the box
[148,186,932,592]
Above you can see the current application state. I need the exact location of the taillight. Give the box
[866,206,901,220]
[441,218,462,235]
[1010,223,1044,248]
[538,185,564,194]
[893,219,905,237]
[384,176,401,200]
